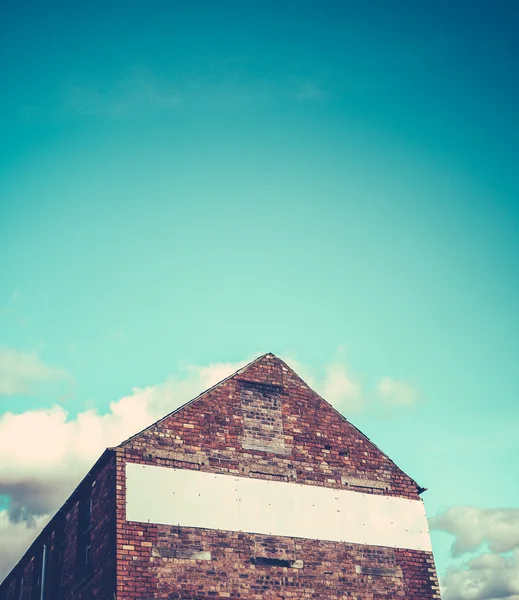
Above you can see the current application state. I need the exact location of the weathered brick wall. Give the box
[0,453,116,600]
[61,500,79,594]
[0,570,16,600]
[3,542,33,600]
[116,354,441,599]
[1,576,14,600]
[149,526,426,599]
[396,548,441,599]
[60,454,116,600]
[1,355,440,600]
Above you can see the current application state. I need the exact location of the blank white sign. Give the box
[125,463,432,551]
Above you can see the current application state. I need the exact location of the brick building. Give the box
[0,353,441,599]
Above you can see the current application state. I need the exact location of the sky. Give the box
[1,1,519,597]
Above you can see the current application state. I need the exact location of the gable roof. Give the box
[118,353,424,493]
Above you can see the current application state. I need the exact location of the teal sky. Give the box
[1,1,519,595]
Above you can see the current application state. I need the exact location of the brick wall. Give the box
[1,354,441,600]
[0,452,116,600]
[116,354,441,599]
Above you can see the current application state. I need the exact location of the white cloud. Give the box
[0,358,255,498]
[441,550,519,600]
[432,506,519,600]
[284,353,418,415]
[0,347,69,397]
[0,359,248,502]
[430,506,519,556]
[321,361,364,412]
[0,511,50,582]
[281,353,364,413]
[376,377,419,407]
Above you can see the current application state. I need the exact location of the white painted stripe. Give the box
[125,463,432,552]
